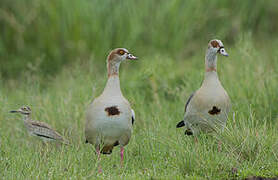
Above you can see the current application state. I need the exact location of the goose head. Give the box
[208,39,228,57]
[107,48,138,64]
[106,48,138,77]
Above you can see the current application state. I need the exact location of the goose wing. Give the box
[176,92,195,128]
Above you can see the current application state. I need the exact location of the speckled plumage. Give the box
[10,106,68,144]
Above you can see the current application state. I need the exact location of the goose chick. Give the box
[85,48,137,165]
[177,39,231,135]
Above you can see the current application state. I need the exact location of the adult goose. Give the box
[177,40,231,135]
[85,48,137,165]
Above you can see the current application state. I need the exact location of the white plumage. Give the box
[85,48,137,157]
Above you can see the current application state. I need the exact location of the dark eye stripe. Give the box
[218,46,224,53]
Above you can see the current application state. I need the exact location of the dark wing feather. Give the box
[176,92,195,128]
[131,109,135,125]
[34,133,56,140]
[29,120,53,130]
[184,92,195,113]
[132,116,134,125]
[176,121,185,128]
[184,129,193,135]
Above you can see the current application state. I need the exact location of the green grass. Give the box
[0,37,277,179]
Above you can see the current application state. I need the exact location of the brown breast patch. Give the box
[208,106,221,115]
[105,106,120,116]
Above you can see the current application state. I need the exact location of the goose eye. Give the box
[119,50,125,55]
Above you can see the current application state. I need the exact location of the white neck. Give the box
[107,61,121,77]
[203,49,220,85]
[103,75,122,96]
[202,71,221,88]
[205,49,217,72]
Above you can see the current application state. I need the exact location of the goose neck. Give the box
[103,75,122,95]
[107,61,121,77]
[205,49,217,72]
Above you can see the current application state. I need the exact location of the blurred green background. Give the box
[1,0,278,78]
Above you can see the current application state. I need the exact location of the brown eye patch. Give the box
[118,50,125,55]
[211,40,220,48]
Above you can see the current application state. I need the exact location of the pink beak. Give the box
[126,53,138,60]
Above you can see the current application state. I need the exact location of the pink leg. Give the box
[120,147,124,167]
[96,148,101,160]
[96,148,102,173]
[218,141,222,152]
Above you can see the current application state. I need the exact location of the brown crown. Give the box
[210,40,220,48]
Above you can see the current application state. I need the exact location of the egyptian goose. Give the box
[10,106,69,144]
[176,39,231,135]
[85,48,137,165]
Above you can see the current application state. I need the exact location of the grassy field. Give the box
[1,0,278,179]
[0,37,277,179]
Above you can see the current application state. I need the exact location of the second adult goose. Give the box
[176,39,231,135]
